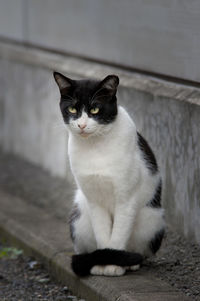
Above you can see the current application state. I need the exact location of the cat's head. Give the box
[53,72,119,138]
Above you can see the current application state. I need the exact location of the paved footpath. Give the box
[0,151,192,301]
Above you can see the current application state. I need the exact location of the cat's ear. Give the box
[53,72,73,94]
[100,75,119,95]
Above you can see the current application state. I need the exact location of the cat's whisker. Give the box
[50,121,68,134]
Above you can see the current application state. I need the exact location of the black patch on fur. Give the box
[148,179,162,208]
[69,204,81,242]
[137,132,158,174]
[71,249,143,277]
[149,228,165,254]
[54,72,119,125]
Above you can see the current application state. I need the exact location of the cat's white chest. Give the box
[69,136,118,209]
[69,128,121,173]
[71,146,111,177]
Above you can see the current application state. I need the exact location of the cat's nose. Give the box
[78,123,87,129]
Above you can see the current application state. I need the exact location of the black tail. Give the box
[71,248,143,277]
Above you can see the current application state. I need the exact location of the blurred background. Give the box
[0,0,200,245]
[0,0,200,81]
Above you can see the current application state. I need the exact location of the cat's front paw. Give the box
[90,265,126,276]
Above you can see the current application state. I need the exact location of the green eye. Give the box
[90,107,99,114]
[68,106,77,114]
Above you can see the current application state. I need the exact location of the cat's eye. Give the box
[90,107,99,114]
[68,106,77,114]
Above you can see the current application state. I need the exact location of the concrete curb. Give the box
[0,190,191,301]
[0,40,200,105]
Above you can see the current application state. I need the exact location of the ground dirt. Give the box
[145,229,200,300]
[0,241,85,301]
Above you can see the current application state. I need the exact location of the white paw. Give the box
[130,264,140,271]
[104,265,126,276]
[90,265,126,276]
[125,264,140,271]
[90,265,105,275]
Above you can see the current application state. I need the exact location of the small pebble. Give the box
[63,286,69,293]
[28,260,42,270]
[56,296,67,301]
[67,296,78,301]
[37,277,50,283]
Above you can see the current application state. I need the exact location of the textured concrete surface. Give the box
[0,0,24,41]
[0,58,71,180]
[0,41,200,244]
[0,41,199,105]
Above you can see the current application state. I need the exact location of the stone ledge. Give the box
[0,40,199,106]
[0,190,190,301]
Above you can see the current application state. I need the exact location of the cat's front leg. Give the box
[90,201,137,277]
[89,203,112,249]
[108,200,138,250]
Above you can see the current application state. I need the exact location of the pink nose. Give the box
[78,123,87,130]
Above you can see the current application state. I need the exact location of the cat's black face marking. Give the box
[53,72,119,125]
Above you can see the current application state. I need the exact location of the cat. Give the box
[53,72,165,277]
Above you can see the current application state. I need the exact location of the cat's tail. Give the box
[71,248,143,276]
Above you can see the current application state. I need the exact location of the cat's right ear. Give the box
[53,72,73,94]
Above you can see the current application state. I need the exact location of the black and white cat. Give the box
[53,72,165,277]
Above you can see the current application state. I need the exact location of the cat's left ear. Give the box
[53,71,73,94]
[100,75,119,96]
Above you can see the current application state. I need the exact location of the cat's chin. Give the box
[68,128,94,138]
[80,132,91,138]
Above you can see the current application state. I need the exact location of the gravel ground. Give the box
[0,241,85,301]
[145,229,200,300]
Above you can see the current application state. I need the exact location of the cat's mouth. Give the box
[80,130,90,138]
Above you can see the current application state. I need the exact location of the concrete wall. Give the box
[0,0,25,41]
[0,59,70,180]
[0,41,200,244]
[120,88,200,243]
[1,0,200,82]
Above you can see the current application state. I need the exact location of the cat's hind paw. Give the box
[125,264,140,271]
[90,265,126,276]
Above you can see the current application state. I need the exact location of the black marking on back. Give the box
[149,228,165,254]
[69,204,81,242]
[148,179,162,208]
[137,132,158,175]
